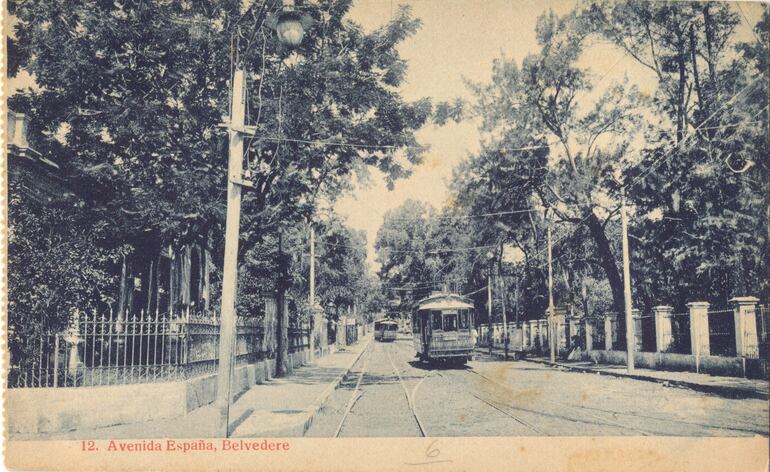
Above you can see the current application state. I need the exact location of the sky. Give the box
[336,0,764,270]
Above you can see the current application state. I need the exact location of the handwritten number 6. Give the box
[426,440,440,458]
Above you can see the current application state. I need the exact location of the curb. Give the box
[520,357,769,401]
[248,336,373,437]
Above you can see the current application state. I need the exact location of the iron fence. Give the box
[344,323,359,345]
[8,308,310,389]
[638,313,657,352]
[668,312,691,354]
[707,308,736,357]
[588,317,605,350]
[289,326,311,353]
[758,305,768,359]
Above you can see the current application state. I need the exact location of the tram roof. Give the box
[374,319,398,325]
[415,292,474,310]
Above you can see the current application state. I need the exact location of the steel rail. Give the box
[333,344,373,438]
[470,392,546,435]
[386,344,428,437]
[466,366,653,436]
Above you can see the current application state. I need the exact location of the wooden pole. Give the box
[309,224,316,362]
[548,223,556,363]
[499,271,508,360]
[621,187,635,372]
[215,68,246,437]
[487,274,493,356]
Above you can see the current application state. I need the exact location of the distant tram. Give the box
[412,293,476,363]
[374,319,398,342]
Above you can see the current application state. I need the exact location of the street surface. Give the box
[305,335,769,437]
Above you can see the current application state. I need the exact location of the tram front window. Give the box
[459,310,469,329]
[443,314,458,331]
[431,311,442,330]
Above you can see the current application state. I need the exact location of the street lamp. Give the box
[214,2,314,438]
[266,1,314,47]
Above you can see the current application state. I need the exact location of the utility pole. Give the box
[309,224,315,362]
[487,273,493,356]
[621,186,635,372]
[499,272,508,360]
[547,221,556,363]
[276,232,289,377]
[215,68,246,438]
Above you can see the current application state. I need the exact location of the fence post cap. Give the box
[728,296,760,305]
[685,301,710,309]
[652,305,674,312]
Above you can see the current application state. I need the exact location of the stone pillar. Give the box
[632,309,644,353]
[342,319,347,346]
[538,319,548,354]
[511,324,523,352]
[653,305,674,352]
[731,296,760,358]
[604,313,617,351]
[568,317,580,350]
[554,312,567,354]
[687,301,710,357]
[529,320,538,352]
[521,322,530,351]
[584,318,594,351]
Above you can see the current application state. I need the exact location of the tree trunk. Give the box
[275,234,289,377]
[585,212,626,342]
[676,32,687,143]
[275,289,289,377]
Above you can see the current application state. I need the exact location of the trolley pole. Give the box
[621,187,636,372]
[215,68,246,438]
[547,222,556,364]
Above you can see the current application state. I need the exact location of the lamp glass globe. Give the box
[276,19,304,46]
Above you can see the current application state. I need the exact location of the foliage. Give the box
[8,0,431,339]
[441,2,767,325]
[7,181,128,363]
[8,0,431,269]
[588,2,769,309]
[375,200,478,313]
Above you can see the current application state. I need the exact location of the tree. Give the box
[375,200,478,314]
[447,10,642,340]
[310,215,369,316]
[7,180,128,365]
[587,2,769,308]
[8,1,431,356]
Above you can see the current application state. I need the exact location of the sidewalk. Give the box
[479,346,769,401]
[11,336,372,440]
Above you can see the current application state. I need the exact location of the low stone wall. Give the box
[579,349,767,379]
[8,349,313,435]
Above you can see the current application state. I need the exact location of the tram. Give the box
[412,292,476,363]
[374,319,398,342]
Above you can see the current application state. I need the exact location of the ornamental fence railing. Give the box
[8,301,310,389]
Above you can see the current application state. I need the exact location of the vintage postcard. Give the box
[2,0,768,470]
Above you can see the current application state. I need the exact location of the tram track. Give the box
[333,339,431,438]
[333,344,374,438]
[465,366,655,436]
[386,343,429,437]
[466,358,769,436]
[469,392,547,435]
